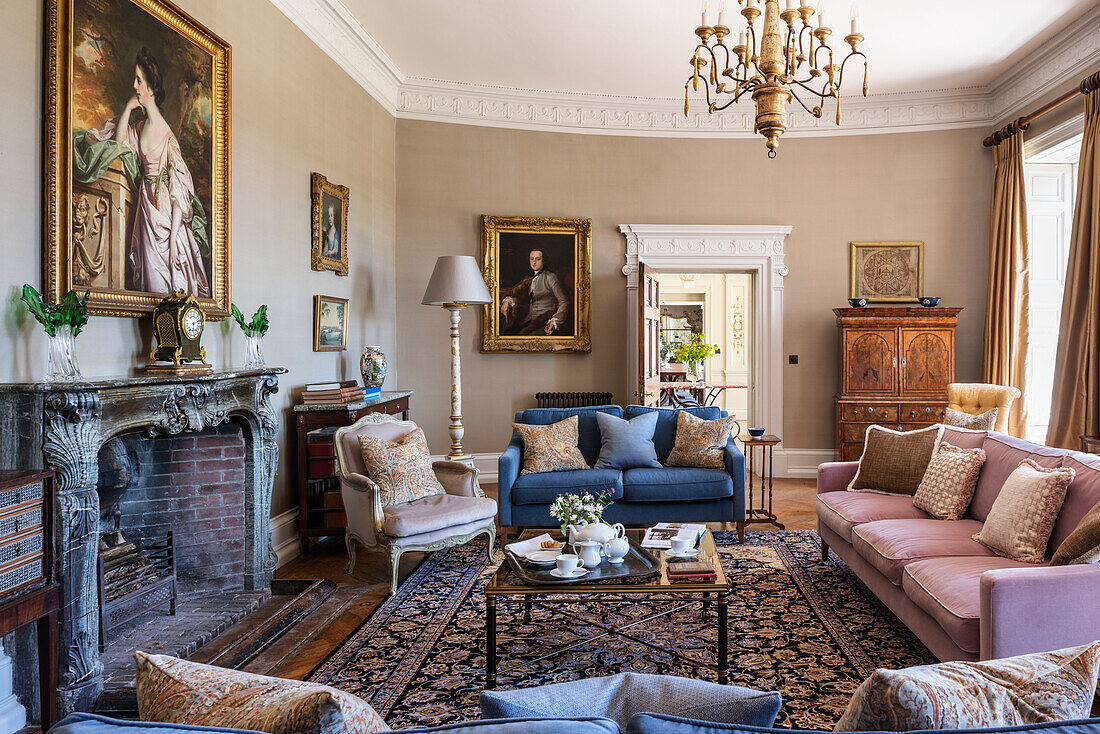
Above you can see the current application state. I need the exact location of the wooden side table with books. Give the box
[294,389,412,553]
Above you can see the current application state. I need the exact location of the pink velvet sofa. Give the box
[816,426,1100,662]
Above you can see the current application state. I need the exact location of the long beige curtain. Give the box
[983,132,1030,438]
[1047,90,1100,449]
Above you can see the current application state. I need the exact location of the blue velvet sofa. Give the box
[497,405,746,541]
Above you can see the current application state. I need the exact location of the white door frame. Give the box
[620,224,793,470]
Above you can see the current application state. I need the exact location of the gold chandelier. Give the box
[685,0,868,157]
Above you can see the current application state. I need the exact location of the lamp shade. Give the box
[421,255,492,306]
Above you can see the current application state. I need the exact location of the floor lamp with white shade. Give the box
[422,255,492,462]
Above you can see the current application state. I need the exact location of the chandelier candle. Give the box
[685,0,868,156]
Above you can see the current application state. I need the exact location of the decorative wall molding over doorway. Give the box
[620,224,800,476]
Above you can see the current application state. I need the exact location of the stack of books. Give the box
[301,380,364,405]
[665,560,718,583]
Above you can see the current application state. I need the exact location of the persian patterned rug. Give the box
[308,530,935,730]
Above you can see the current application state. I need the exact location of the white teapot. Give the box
[567,520,625,546]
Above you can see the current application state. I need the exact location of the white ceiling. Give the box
[341,0,1097,98]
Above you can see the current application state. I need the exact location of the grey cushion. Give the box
[594,411,662,471]
[479,672,781,730]
[390,517,495,548]
[383,493,497,537]
[395,718,619,733]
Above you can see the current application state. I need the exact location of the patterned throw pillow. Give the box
[358,427,445,506]
[912,443,987,520]
[834,642,1100,732]
[973,459,1075,563]
[944,406,998,431]
[1050,499,1100,565]
[513,416,589,475]
[665,411,739,469]
[848,424,944,496]
[135,651,390,733]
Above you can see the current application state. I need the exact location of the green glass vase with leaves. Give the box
[232,304,270,369]
[20,285,90,382]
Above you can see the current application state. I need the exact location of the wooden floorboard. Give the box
[264,477,818,680]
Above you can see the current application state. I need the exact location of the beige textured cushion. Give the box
[848,424,944,496]
[973,459,1075,563]
[358,427,445,506]
[135,651,390,733]
[943,406,998,431]
[1050,499,1100,565]
[912,443,987,520]
[513,416,589,474]
[834,642,1100,732]
[665,411,739,469]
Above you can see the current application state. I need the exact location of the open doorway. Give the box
[657,273,753,424]
[1024,130,1081,444]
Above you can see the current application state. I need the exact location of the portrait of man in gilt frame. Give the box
[480,215,592,353]
[310,172,349,276]
[45,0,231,317]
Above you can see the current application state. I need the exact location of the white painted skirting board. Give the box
[431,453,500,483]
[271,509,302,569]
[772,449,838,480]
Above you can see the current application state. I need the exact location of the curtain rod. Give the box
[983,70,1100,148]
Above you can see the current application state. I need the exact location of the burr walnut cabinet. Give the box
[834,307,962,462]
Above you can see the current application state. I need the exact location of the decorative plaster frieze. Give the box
[272,0,1100,137]
[620,224,793,285]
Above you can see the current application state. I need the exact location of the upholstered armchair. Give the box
[333,413,497,594]
[946,382,1021,433]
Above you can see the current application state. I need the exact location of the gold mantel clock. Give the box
[146,290,213,375]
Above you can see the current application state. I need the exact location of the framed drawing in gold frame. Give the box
[313,295,348,352]
[850,241,924,303]
[480,215,592,353]
[45,0,232,317]
[310,172,349,276]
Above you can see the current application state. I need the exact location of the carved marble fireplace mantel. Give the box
[0,368,285,715]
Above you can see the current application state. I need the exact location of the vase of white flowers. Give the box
[549,491,615,543]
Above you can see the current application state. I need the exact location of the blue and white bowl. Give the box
[918,296,941,307]
[848,297,869,308]
[747,427,766,438]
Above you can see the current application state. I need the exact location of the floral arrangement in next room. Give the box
[671,332,720,365]
[550,491,612,538]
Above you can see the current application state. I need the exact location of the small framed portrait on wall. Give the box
[311,173,349,276]
[313,295,348,351]
[480,215,592,353]
[850,241,924,303]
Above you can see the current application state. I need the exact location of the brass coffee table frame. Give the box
[484,528,730,688]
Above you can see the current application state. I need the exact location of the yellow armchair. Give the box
[946,383,1021,433]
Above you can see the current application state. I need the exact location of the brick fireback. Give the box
[112,423,247,594]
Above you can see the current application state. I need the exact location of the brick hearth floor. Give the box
[100,589,270,691]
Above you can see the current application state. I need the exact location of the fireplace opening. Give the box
[95,422,270,693]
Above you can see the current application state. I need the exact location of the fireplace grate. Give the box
[98,532,177,651]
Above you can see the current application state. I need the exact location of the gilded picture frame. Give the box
[45,0,232,317]
[313,294,348,352]
[480,215,592,353]
[850,241,925,303]
[310,172,349,276]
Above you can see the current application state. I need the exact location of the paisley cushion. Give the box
[514,416,590,475]
[134,651,390,733]
[665,412,739,469]
[834,642,1100,731]
[358,427,445,506]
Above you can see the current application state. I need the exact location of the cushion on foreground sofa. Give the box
[498,405,746,531]
[623,716,1100,734]
[816,426,1100,662]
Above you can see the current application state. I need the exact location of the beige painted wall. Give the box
[0,0,397,515]
[396,121,992,454]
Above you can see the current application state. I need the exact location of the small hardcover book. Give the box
[363,386,381,399]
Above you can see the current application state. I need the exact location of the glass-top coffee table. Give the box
[484,527,731,688]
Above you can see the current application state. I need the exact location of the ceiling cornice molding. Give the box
[272,0,1100,138]
[988,3,1100,124]
[269,0,402,115]
[398,79,993,138]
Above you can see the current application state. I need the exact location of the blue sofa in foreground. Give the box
[497,405,746,541]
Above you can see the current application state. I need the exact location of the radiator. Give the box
[534,392,615,409]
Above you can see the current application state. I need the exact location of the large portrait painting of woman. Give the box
[480,215,592,353]
[46,0,231,316]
